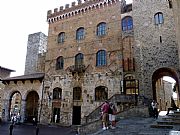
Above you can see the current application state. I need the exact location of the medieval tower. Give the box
[24,32,47,75]
[132,0,179,105]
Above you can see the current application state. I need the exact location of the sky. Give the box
[0,0,132,77]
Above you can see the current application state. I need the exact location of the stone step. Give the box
[157,120,180,125]
[150,124,173,129]
[174,111,180,114]
[167,113,180,117]
[162,117,180,121]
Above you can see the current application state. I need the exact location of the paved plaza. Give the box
[1,112,180,135]
[0,122,76,135]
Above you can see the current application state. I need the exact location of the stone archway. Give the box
[152,67,179,111]
[25,91,39,123]
[9,91,22,120]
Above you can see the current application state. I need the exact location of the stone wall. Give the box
[0,67,14,119]
[0,82,4,118]
[173,0,180,70]
[133,0,179,99]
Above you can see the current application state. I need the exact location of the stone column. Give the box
[20,99,26,123]
[2,99,10,121]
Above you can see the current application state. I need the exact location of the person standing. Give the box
[151,100,158,119]
[108,102,117,129]
[101,100,109,130]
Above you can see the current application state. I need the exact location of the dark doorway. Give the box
[25,91,39,123]
[52,108,60,123]
[72,106,81,125]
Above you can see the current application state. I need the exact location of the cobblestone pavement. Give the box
[88,117,180,135]
[0,122,76,135]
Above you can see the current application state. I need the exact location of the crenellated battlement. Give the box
[47,0,120,24]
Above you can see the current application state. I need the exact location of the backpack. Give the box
[112,104,117,115]
[108,105,113,114]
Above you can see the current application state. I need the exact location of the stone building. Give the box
[0,66,14,119]
[43,0,125,125]
[1,0,180,127]
[172,0,180,68]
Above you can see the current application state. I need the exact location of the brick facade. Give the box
[42,0,123,125]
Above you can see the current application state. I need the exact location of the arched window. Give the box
[122,16,133,31]
[75,53,84,67]
[76,27,85,40]
[58,32,65,43]
[154,12,164,25]
[95,86,108,101]
[97,22,106,36]
[53,88,62,100]
[56,56,64,70]
[73,87,82,100]
[96,50,106,66]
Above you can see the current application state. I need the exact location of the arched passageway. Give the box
[25,91,39,123]
[152,68,179,111]
[9,91,22,120]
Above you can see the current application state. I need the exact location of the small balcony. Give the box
[69,64,86,73]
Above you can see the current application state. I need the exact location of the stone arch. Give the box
[95,78,107,88]
[25,90,39,123]
[8,90,22,99]
[152,67,179,110]
[71,80,81,88]
[124,73,135,79]
[8,91,22,120]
